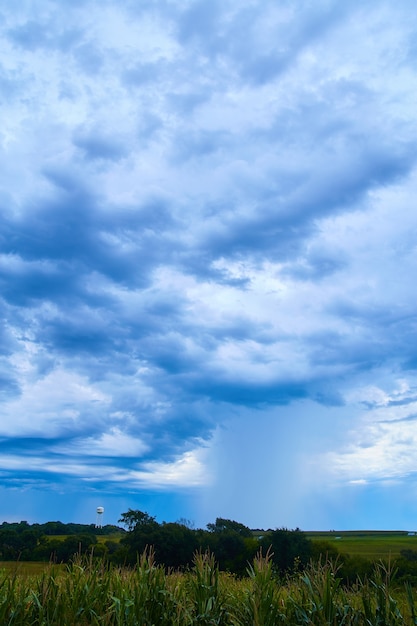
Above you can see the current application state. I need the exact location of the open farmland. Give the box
[45,532,124,544]
[2,550,417,625]
[7,529,417,562]
[0,561,65,577]
[4,530,417,623]
[307,531,417,561]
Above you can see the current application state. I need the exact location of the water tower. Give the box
[96,506,104,528]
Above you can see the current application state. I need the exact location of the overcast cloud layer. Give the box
[1,0,417,529]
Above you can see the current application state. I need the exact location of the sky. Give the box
[1,0,417,531]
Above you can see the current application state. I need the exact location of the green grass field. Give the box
[307,531,417,561]
[0,561,65,577]
[44,532,123,543]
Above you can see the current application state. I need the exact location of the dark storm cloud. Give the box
[200,143,414,265]
[0,257,85,307]
[326,297,417,375]
[184,377,309,407]
[2,0,417,528]
[0,180,177,297]
[0,123,414,438]
[39,314,116,356]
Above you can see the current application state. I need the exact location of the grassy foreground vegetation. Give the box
[2,549,417,625]
[4,514,417,623]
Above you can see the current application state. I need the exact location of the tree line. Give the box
[0,520,121,562]
[4,512,417,583]
[113,509,313,576]
[0,513,311,575]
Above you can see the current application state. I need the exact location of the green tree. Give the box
[205,518,257,575]
[0,529,21,559]
[118,509,157,531]
[261,528,312,574]
[119,509,160,565]
[20,530,39,560]
[207,517,253,537]
[154,523,199,568]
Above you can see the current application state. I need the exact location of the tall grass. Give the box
[2,550,417,624]
[235,547,285,626]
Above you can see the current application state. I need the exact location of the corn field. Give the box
[1,549,417,625]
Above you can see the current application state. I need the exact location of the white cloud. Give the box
[128,446,212,488]
[1,0,417,528]
[327,379,417,484]
[53,427,149,457]
[0,364,110,437]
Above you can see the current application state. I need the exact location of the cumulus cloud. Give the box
[1,0,417,527]
[328,379,417,484]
